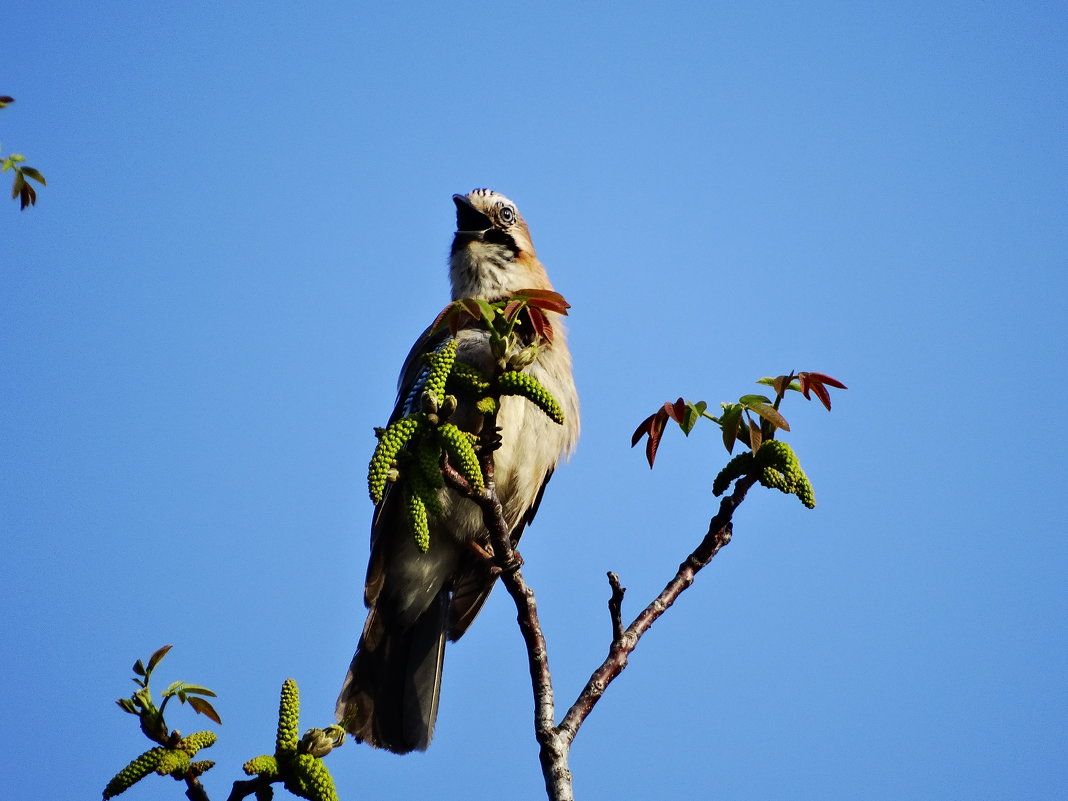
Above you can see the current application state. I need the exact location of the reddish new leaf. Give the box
[804,372,847,389]
[630,407,670,468]
[797,371,847,410]
[502,299,525,322]
[526,306,555,343]
[747,416,763,453]
[187,696,222,725]
[664,398,686,424]
[513,288,570,315]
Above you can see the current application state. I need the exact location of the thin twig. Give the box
[556,473,758,744]
[606,572,626,646]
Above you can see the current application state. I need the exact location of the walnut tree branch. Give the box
[556,473,758,743]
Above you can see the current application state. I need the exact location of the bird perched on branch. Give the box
[337,188,579,753]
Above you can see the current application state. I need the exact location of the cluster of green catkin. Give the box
[242,679,340,801]
[712,439,815,508]
[102,731,218,798]
[366,337,566,553]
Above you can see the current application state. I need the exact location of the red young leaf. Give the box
[664,398,686,424]
[513,288,570,315]
[810,380,832,410]
[502,300,525,322]
[631,413,657,448]
[526,306,554,343]
[803,372,847,389]
[645,409,669,467]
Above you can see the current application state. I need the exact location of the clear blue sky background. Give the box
[3,2,1066,799]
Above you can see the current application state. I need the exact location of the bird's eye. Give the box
[499,205,516,224]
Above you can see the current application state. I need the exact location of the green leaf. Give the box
[20,166,45,185]
[163,680,185,697]
[745,402,790,432]
[133,659,147,677]
[738,394,772,405]
[719,403,743,453]
[8,153,25,163]
[11,170,25,198]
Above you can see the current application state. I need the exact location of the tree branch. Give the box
[557,473,758,744]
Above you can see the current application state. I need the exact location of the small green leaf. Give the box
[719,403,743,454]
[163,680,184,697]
[738,394,772,405]
[9,153,25,163]
[11,170,25,198]
[133,659,147,677]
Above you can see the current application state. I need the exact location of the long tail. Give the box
[336,591,448,753]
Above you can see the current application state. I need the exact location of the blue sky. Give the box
[3,2,1066,799]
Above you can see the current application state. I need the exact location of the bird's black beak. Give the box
[453,194,493,234]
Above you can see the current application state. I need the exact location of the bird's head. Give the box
[450,189,549,299]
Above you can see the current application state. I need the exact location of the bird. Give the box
[336,188,579,753]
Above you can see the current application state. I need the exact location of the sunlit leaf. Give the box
[163,680,184,697]
[745,401,790,431]
[738,394,772,406]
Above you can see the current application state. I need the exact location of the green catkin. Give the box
[497,370,565,424]
[408,449,444,519]
[404,486,431,552]
[423,338,457,405]
[103,748,164,798]
[155,749,191,777]
[243,755,280,779]
[188,761,215,777]
[416,438,445,491]
[276,679,300,755]
[795,473,816,509]
[756,440,815,508]
[284,753,340,801]
[437,423,484,491]
[367,414,424,504]
[713,452,754,496]
[176,731,217,756]
[475,396,498,415]
[446,362,491,396]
